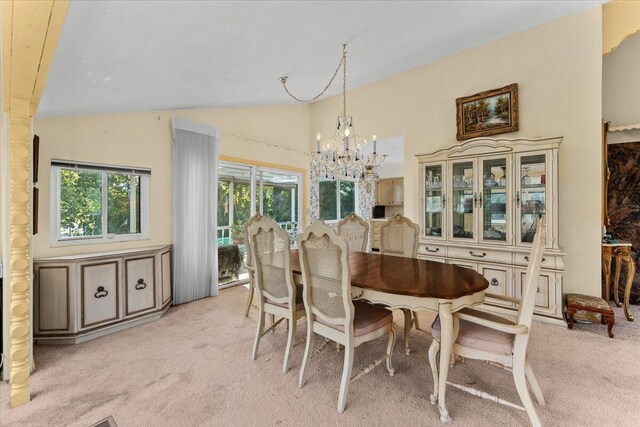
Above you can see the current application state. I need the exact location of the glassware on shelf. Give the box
[499,166,507,187]
[521,166,531,185]
[484,171,496,187]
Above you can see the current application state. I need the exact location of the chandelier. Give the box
[279,44,386,181]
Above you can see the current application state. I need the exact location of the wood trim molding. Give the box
[160,249,172,305]
[37,266,70,332]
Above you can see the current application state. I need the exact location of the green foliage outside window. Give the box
[59,169,142,239]
[319,179,355,221]
[60,170,102,237]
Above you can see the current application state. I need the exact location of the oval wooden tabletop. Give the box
[289,249,488,299]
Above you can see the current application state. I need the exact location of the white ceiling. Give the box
[38,0,604,117]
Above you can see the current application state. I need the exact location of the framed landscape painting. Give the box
[456,83,518,141]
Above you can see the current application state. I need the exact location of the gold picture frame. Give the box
[456,83,519,141]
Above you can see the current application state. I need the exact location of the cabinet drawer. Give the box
[447,246,512,265]
[513,252,556,270]
[419,243,446,257]
[515,268,553,312]
[418,255,445,263]
[125,256,156,316]
[81,262,119,328]
[446,259,477,270]
[479,264,512,308]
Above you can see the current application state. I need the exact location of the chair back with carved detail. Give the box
[380,214,419,258]
[249,217,295,307]
[244,213,263,270]
[337,213,369,252]
[298,220,354,332]
[516,217,546,331]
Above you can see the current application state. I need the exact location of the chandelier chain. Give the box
[279,45,347,104]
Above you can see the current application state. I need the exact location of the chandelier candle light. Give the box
[280,44,386,181]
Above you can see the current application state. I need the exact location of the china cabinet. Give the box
[34,245,172,344]
[416,136,565,324]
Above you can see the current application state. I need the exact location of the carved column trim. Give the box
[9,110,32,408]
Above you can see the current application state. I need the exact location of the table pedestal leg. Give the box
[623,256,635,321]
[613,256,622,307]
[602,250,613,301]
[437,302,453,424]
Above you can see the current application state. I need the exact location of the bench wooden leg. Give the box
[567,308,576,330]
[606,315,615,338]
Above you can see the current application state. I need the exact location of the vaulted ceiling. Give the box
[38,0,603,117]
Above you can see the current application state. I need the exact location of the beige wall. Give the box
[33,104,310,258]
[603,33,640,139]
[310,7,603,296]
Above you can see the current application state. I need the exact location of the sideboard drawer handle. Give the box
[469,251,487,258]
[135,278,147,290]
[426,247,439,253]
[490,278,499,286]
[524,256,546,262]
[94,286,108,298]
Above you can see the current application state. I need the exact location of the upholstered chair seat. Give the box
[431,308,515,356]
[315,300,394,337]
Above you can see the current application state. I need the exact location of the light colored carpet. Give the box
[2,286,640,427]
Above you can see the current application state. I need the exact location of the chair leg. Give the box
[402,308,412,355]
[413,310,420,330]
[270,314,276,332]
[386,324,396,376]
[428,339,440,405]
[252,308,265,360]
[337,344,354,413]
[244,283,254,317]
[299,326,314,388]
[525,360,546,406]
[283,317,296,373]
[514,360,542,427]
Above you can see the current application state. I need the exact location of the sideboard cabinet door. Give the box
[125,256,156,316]
[161,250,172,306]
[37,266,71,332]
[81,261,119,328]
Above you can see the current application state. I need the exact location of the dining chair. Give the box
[249,216,305,373]
[429,217,547,427]
[337,213,369,252]
[243,213,263,317]
[297,220,396,413]
[379,214,421,355]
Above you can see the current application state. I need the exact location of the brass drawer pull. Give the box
[524,256,546,262]
[425,247,439,253]
[94,286,108,298]
[135,278,147,290]
[490,278,499,286]
[469,251,487,258]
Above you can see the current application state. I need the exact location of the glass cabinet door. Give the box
[517,153,547,245]
[480,157,510,243]
[424,164,444,238]
[450,161,475,240]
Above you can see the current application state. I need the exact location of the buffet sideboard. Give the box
[34,245,172,344]
[416,136,565,325]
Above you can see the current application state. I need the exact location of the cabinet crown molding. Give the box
[416,136,563,162]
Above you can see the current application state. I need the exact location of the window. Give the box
[52,161,149,244]
[319,179,356,221]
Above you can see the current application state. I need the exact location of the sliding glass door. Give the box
[216,162,302,287]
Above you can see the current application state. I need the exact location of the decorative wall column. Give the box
[8,109,32,408]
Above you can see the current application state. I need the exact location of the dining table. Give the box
[289,249,489,423]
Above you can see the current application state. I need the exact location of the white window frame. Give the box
[318,178,358,223]
[50,161,150,246]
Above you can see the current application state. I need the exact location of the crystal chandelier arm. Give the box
[279,45,347,105]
